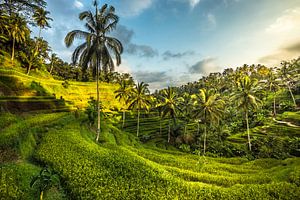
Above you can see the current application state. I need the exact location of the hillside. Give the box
[0,112,299,199]
[0,68,123,112]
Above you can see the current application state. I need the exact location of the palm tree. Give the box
[30,167,60,200]
[49,53,58,74]
[265,68,280,117]
[65,1,123,142]
[179,92,194,135]
[194,89,225,155]
[6,14,30,61]
[280,61,297,107]
[114,80,133,128]
[232,76,260,151]
[33,7,52,39]
[128,82,151,137]
[160,87,180,143]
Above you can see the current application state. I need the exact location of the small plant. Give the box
[30,167,60,200]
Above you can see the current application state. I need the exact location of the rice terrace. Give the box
[0,0,300,199]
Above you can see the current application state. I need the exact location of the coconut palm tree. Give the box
[232,76,261,151]
[128,82,151,137]
[115,80,133,128]
[33,7,52,39]
[65,1,123,142]
[49,53,58,74]
[265,68,280,117]
[160,87,180,143]
[6,14,30,61]
[280,61,297,107]
[194,89,225,155]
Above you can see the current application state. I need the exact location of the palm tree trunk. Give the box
[273,93,276,117]
[137,109,140,137]
[245,111,251,151]
[184,124,187,135]
[40,191,43,200]
[122,110,125,129]
[203,125,206,155]
[50,62,54,74]
[287,84,296,107]
[11,35,15,61]
[96,61,101,142]
[27,62,32,75]
[168,119,171,143]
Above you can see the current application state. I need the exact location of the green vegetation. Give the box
[0,0,299,199]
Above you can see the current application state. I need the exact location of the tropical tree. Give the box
[194,89,225,155]
[6,14,30,61]
[179,92,194,135]
[33,7,52,39]
[265,68,280,116]
[49,53,59,74]
[114,79,133,128]
[30,167,60,200]
[280,60,297,107]
[160,87,180,143]
[128,82,151,137]
[232,76,261,151]
[65,1,123,142]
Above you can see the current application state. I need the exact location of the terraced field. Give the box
[33,115,300,199]
[0,68,123,111]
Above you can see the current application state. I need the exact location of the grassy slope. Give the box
[0,68,123,110]
[34,115,300,199]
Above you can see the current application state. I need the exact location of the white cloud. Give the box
[116,59,132,74]
[189,0,201,8]
[207,13,216,27]
[119,0,153,17]
[266,7,300,34]
[74,0,84,9]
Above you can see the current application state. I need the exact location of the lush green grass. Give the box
[0,68,123,110]
[33,115,300,199]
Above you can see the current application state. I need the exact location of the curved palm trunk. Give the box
[96,62,101,142]
[273,92,276,117]
[11,35,15,61]
[122,110,125,129]
[203,125,206,155]
[137,109,140,137]
[40,190,43,200]
[168,119,171,143]
[287,84,296,107]
[245,111,251,151]
[27,62,32,75]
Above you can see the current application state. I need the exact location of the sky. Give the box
[33,0,300,91]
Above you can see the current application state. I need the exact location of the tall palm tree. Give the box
[33,7,52,39]
[128,82,151,137]
[265,68,280,117]
[6,14,30,61]
[114,80,133,128]
[179,92,194,135]
[160,87,180,143]
[194,89,225,155]
[65,1,123,142]
[49,53,58,74]
[232,76,260,151]
[280,61,297,107]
